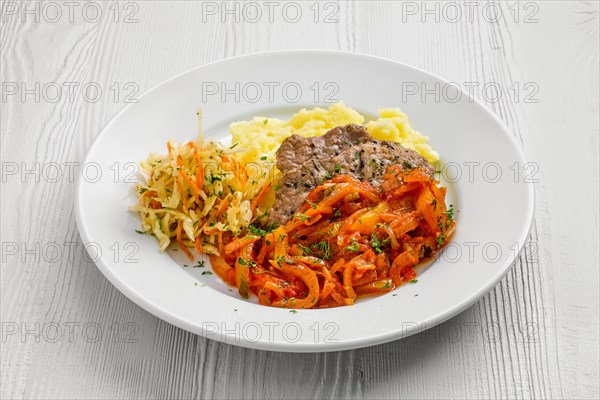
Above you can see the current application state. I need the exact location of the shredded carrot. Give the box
[188,142,204,189]
[214,197,230,219]
[250,182,272,213]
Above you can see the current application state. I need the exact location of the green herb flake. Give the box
[229,142,239,149]
[135,229,145,234]
[345,240,359,253]
[293,213,310,222]
[305,199,318,209]
[202,271,213,275]
[297,244,314,256]
[289,310,297,314]
[431,198,438,210]
[402,160,416,169]
[312,240,331,260]
[247,224,267,237]
[409,279,418,283]
[370,233,382,254]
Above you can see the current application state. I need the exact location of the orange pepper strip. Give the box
[320,281,336,300]
[224,235,261,256]
[330,259,345,275]
[264,281,285,299]
[270,227,320,309]
[235,243,253,299]
[209,255,236,286]
[176,220,194,261]
[389,250,419,286]
[195,237,202,255]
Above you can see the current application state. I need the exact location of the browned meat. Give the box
[268,124,433,226]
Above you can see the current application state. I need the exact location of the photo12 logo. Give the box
[1,1,140,24]
[2,321,140,344]
[1,81,139,104]
[202,321,339,344]
[400,1,540,24]
[1,241,140,265]
[401,81,539,104]
[201,81,339,104]
[200,1,339,23]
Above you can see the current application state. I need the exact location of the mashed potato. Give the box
[366,108,439,163]
[230,102,439,165]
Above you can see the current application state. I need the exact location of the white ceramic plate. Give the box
[76,51,534,352]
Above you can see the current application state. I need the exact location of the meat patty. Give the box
[268,124,434,226]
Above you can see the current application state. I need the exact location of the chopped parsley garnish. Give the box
[260,156,267,161]
[263,119,268,125]
[402,160,416,169]
[194,260,206,268]
[238,257,256,268]
[442,205,455,222]
[370,233,382,254]
[202,271,213,275]
[293,213,310,222]
[369,159,379,169]
[436,234,446,248]
[431,198,438,210]
[305,199,318,209]
[345,240,359,253]
[289,310,297,314]
[409,279,418,283]
[247,224,267,237]
[135,229,145,234]
[312,240,331,260]
[297,244,314,256]
[334,164,342,174]
[334,209,342,218]
[208,173,222,184]
[229,142,239,149]
[382,281,392,289]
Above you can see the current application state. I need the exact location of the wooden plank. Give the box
[1,1,597,399]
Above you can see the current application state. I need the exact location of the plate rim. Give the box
[75,49,535,352]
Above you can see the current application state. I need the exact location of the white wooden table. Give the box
[1,1,598,399]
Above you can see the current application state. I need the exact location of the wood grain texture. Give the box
[1,1,598,399]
